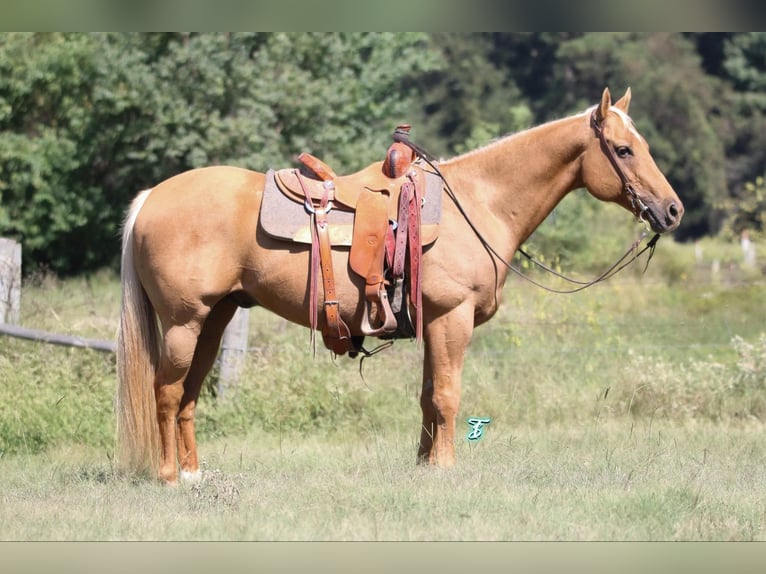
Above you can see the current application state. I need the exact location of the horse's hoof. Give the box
[180,469,202,484]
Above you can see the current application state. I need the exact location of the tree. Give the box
[3,33,766,274]
[0,32,443,274]
[719,175,766,240]
[715,33,766,229]
[408,33,530,156]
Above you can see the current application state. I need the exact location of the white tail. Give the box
[115,189,161,476]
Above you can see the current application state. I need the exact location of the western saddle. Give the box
[271,125,430,356]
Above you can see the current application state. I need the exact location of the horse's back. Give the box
[138,165,265,221]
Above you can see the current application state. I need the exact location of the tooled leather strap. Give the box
[384,224,396,270]
[387,175,423,342]
[407,175,423,343]
[392,181,412,278]
[295,170,351,354]
[315,207,352,353]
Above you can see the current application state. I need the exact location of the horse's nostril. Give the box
[668,202,679,219]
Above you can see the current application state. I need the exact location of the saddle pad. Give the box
[259,168,443,247]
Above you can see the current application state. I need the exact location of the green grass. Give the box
[1,238,766,540]
[2,419,766,540]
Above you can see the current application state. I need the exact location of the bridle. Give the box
[392,113,661,295]
[589,109,653,226]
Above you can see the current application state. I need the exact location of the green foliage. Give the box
[719,175,766,240]
[410,33,526,154]
[0,342,116,455]
[247,32,443,169]
[0,34,113,271]
[2,32,766,272]
[0,32,443,274]
[0,271,120,455]
[697,33,766,231]
[196,352,413,441]
[452,103,534,155]
[614,334,766,421]
[722,33,766,94]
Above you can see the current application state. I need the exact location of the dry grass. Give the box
[2,418,766,541]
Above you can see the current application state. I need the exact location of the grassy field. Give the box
[2,419,766,540]
[1,238,766,540]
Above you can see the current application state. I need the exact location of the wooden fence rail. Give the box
[0,322,116,353]
[0,237,249,397]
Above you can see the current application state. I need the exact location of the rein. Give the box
[391,118,662,295]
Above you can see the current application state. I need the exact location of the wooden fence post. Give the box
[218,306,250,400]
[0,238,21,325]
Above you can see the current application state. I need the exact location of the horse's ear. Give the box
[595,87,612,123]
[614,87,631,114]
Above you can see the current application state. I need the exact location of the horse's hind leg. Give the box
[155,318,205,484]
[176,297,239,482]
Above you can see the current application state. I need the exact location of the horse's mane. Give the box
[443,103,642,166]
[442,109,592,166]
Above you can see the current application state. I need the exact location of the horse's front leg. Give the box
[418,304,474,467]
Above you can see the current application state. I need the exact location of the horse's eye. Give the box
[616,146,632,158]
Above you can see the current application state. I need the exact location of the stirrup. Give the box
[359,286,398,336]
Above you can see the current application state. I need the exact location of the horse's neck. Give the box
[440,113,589,251]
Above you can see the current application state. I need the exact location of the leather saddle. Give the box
[274,160,422,221]
[259,126,441,356]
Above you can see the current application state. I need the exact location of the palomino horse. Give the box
[116,88,683,484]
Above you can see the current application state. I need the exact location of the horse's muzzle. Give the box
[644,197,684,234]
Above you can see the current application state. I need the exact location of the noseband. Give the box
[589,110,651,225]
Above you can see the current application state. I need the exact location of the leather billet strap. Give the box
[392,182,411,278]
[386,174,423,343]
[315,209,353,354]
[406,176,423,343]
[295,170,352,355]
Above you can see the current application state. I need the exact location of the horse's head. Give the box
[581,88,684,234]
